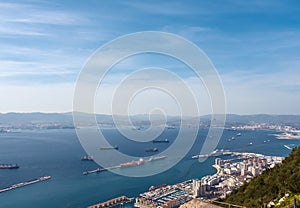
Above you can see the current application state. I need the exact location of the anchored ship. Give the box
[100,146,119,150]
[0,164,19,169]
[152,139,169,143]
[145,148,158,152]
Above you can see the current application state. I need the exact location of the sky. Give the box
[0,0,300,115]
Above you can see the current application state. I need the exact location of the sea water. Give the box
[0,128,299,208]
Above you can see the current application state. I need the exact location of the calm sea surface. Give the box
[0,128,299,208]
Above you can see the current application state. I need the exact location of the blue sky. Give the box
[0,0,300,115]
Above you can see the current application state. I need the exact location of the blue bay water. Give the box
[0,128,299,208]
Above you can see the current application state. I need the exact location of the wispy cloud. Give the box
[0,2,88,25]
[123,1,198,16]
[0,60,76,77]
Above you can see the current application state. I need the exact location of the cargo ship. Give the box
[152,139,169,143]
[100,146,119,150]
[145,148,158,152]
[81,156,94,161]
[0,164,19,169]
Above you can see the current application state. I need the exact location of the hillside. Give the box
[221,146,300,207]
[1,112,300,125]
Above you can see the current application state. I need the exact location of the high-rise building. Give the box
[192,179,208,198]
[240,163,246,176]
[192,179,201,198]
[215,158,222,166]
[251,167,260,177]
[261,158,267,167]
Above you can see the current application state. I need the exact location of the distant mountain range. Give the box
[0,112,300,126]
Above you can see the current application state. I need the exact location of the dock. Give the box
[83,166,120,175]
[88,195,133,208]
[83,155,166,175]
[0,176,51,193]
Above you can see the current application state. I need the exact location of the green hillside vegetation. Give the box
[221,146,300,207]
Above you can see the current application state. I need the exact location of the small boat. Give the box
[145,148,158,152]
[236,133,242,136]
[248,142,253,146]
[81,156,94,161]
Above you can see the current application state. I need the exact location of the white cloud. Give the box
[123,1,197,16]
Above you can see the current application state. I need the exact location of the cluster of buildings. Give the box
[0,122,74,131]
[134,151,283,208]
[192,153,283,199]
[229,124,299,133]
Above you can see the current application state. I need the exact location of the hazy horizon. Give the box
[1,111,300,117]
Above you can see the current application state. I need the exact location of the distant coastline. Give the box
[274,130,300,139]
[275,134,300,139]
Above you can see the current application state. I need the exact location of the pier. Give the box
[88,196,133,208]
[0,176,51,193]
[83,155,166,175]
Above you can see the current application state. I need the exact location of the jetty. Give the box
[88,195,133,208]
[0,176,51,193]
[83,155,166,175]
